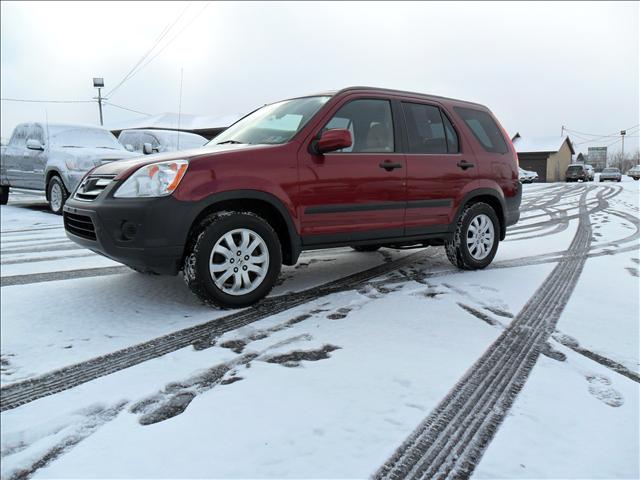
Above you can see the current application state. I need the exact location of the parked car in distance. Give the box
[0,123,139,212]
[599,167,622,182]
[63,86,521,308]
[518,167,538,183]
[565,164,589,182]
[118,129,208,155]
[584,164,595,181]
[626,165,640,180]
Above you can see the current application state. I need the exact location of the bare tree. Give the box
[608,150,639,173]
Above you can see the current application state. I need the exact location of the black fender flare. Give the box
[188,189,302,265]
[450,188,507,240]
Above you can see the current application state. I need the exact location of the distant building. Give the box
[576,152,588,164]
[511,133,575,182]
[587,147,608,172]
[108,112,242,140]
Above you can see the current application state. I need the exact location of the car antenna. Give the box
[45,108,50,146]
[177,67,183,150]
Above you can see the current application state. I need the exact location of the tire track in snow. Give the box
[1,266,131,287]
[0,249,436,412]
[375,187,594,480]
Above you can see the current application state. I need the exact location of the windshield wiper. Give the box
[216,140,244,145]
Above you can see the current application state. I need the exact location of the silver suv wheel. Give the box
[209,228,270,295]
[466,213,495,260]
[50,182,63,212]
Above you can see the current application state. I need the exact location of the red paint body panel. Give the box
[91,87,519,246]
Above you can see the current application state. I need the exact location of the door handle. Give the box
[457,160,475,170]
[379,161,403,171]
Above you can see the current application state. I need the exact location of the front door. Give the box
[298,97,406,245]
[401,101,476,235]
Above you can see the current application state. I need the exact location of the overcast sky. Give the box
[1,1,638,155]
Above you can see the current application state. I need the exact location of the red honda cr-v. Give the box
[64,87,521,308]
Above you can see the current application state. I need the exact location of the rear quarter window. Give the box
[454,107,508,154]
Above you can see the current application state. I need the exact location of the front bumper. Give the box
[63,181,201,275]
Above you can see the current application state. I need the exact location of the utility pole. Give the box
[561,125,565,137]
[93,77,105,126]
[621,130,626,160]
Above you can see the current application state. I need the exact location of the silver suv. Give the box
[0,123,139,213]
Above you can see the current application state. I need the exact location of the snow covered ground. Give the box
[1,180,638,479]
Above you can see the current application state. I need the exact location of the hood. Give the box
[89,142,272,178]
[56,146,140,164]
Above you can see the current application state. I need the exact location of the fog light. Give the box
[122,221,138,240]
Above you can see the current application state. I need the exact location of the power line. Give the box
[1,97,92,104]
[106,2,192,98]
[103,101,151,116]
[133,2,211,75]
[564,124,639,138]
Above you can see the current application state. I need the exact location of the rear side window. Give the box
[454,107,508,154]
[402,103,459,154]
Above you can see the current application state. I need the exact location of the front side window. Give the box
[322,99,394,153]
[454,107,508,154]
[402,103,459,154]
[210,96,331,146]
[9,125,27,147]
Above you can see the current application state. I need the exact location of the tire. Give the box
[445,202,500,270]
[634,178,639,181]
[183,211,282,308]
[0,186,8,205]
[47,175,68,214]
[351,245,382,252]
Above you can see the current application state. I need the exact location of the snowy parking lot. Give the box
[1,180,639,479]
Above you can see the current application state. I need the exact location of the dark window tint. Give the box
[324,99,394,153]
[454,107,508,154]
[402,103,447,154]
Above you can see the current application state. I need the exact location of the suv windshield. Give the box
[50,128,123,150]
[210,96,331,146]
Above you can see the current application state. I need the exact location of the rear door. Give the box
[401,101,475,235]
[298,97,407,245]
[4,125,29,187]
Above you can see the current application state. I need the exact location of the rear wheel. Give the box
[183,211,282,308]
[351,245,382,252]
[445,202,499,270]
[0,186,8,205]
[47,176,68,214]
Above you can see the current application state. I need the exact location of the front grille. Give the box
[74,175,115,201]
[64,212,96,240]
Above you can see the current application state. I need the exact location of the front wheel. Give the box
[183,211,282,308]
[0,186,8,205]
[47,176,68,214]
[445,202,499,270]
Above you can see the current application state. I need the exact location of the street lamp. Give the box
[93,77,105,126]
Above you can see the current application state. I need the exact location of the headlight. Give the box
[65,157,96,171]
[114,160,189,198]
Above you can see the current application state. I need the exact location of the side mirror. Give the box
[26,139,44,151]
[142,142,154,155]
[313,129,352,154]
[124,144,134,152]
